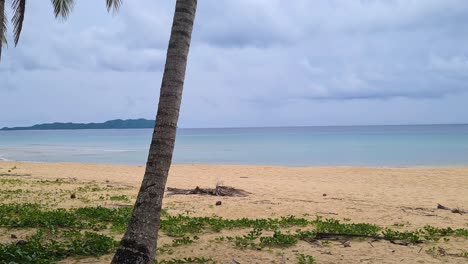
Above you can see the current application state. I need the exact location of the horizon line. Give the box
[2,119,468,131]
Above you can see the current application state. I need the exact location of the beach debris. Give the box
[312,240,323,247]
[390,240,410,246]
[317,212,338,215]
[70,193,76,199]
[215,201,222,206]
[342,240,351,247]
[16,240,27,246]
[10,234,17,239]
[437,203,466,214]
[323,193,327,196]
[311,232,421,245]
[231,259,241,264]
[167,185,249,197]
[437,247,446,256]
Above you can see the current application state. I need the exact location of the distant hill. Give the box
[0,119,156,131]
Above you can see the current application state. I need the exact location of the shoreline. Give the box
[2,159,468,169]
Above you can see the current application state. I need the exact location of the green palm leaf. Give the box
[51,0,75,19]
[11,0,26,46]
[0,0,7,60]
[1,0,122,61]
[106,0,122,12]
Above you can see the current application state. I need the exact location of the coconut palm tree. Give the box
[1,0,198,263]
[111,1,197,263]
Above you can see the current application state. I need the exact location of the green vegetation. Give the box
[1,119,155,131]
[0,202,467,263]
[109,195,131,202]
[0,203,132,232]
[0,229,117,264]
[0,178,24,184]
[2,203,467,241]
[297,253,315,264]
[314,217,380,236]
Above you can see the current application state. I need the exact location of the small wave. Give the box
[0,157,12,161]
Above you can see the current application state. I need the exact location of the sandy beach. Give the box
[1,161,467,263]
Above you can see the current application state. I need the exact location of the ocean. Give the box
[0,125,467,167]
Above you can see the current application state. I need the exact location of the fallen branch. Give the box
[437,204,466,214]
[166,185,249,197]
[315,232,381,240]
[308,232,422,245]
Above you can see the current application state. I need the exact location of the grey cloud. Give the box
[1,0,468,127]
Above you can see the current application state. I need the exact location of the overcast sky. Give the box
[1,0,468,128]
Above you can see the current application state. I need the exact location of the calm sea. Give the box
[1,125,468,166]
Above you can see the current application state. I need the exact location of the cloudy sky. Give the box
[1,0,468,128]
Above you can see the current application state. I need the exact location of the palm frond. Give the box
[106,0,122,12]
[0,0,7,60]
[51,0,75,20]
[11,0,26,46]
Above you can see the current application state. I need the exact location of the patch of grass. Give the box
[0,229,117,264]
[297,253,315,264]
[110,195,131,202]
[0,188,25,194]
[259,230,298,247]
[382,229,421,243]
[233,228,263,248]
[77,185,104,192]
[313,217,381,236]
[36,179,70,185]
[0,203,132,232]
[170,236,200,247]
[0,178,24,184]
[1,202,467,262]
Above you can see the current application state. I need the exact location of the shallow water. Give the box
[1,125,467,166]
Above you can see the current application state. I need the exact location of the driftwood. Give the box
[315,232,381,240]
[437,204,466,214]
[306,232,422,245]
[166,185,249,197]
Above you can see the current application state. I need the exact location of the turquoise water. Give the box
[0,125,468,166]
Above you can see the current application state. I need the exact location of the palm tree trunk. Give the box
[111,0,197,263]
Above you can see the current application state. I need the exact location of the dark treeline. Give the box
[1,119,155,131]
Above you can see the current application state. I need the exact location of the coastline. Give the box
[1,161,467,263]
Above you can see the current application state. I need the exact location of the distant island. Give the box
[0,119,156,131]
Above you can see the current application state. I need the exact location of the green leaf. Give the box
[50,0,75,19]
[11,0,26,46]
